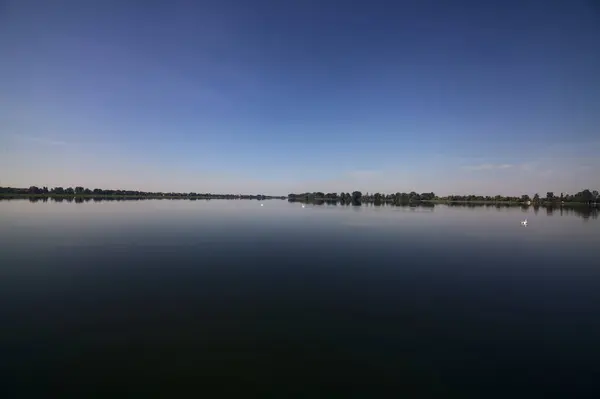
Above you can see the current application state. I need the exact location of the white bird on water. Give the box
[302,204,305,208]
[260,203,264,207]
[521,218,528,226]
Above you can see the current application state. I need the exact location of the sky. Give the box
[1,0,599,196]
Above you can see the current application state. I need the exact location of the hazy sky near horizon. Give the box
[1,0,599,196]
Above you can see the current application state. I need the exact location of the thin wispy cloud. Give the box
[9,134,74,147]
[25,137,72,146]
[519,163,536,172]
[462,163,514,171]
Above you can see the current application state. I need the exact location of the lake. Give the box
[1,199,599,397]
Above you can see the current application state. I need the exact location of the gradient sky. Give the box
[1,0,599,196]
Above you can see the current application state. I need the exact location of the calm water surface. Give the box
[1,199,599,396]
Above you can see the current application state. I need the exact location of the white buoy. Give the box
[521,218,528,226]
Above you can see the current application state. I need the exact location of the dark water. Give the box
[1,199,599,397]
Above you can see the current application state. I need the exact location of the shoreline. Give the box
[1,193,596,207]
[287,198,597,207]
[0,194,286,200]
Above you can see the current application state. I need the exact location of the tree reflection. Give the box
[2,196,598,220]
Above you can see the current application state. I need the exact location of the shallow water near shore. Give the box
[1,199,599,396]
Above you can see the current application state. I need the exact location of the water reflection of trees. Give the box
[556,206,598,220]
[445,203,597,220]
[289,199,597,219]
[289,198,435,210]
[3,196,155,203]
[3,196,598,220]
[28,197,49,203]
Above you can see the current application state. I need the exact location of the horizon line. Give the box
[1,185,598,199]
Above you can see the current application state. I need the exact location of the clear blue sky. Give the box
[1,0,599,195]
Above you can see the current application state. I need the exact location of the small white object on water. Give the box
[260,203,264,206]
[521,219,528,226]
[302,204,305,208]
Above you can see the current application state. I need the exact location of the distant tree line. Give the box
[2,186,598,205]
[0,186,286,200]
[289,189,600,205]
[289,191,436,205]
[443,190,599,205]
